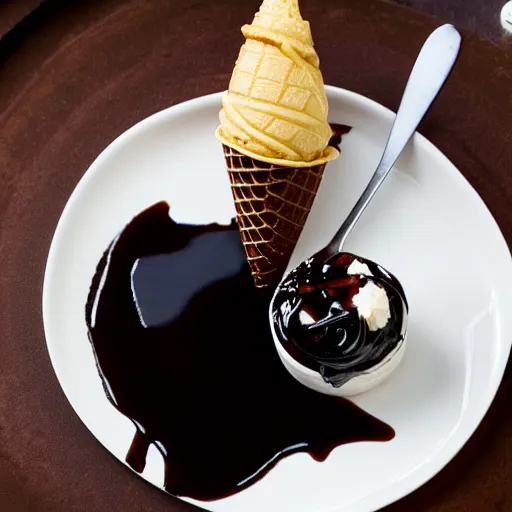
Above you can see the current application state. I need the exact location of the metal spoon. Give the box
[326,23,462,257]
[270,24,462,397]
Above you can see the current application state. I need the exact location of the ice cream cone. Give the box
[217,0,342,289]
[223,144,325,289]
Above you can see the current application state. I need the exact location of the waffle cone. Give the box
[223,144,325,289]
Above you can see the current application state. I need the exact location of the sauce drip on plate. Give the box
[86,202,394,501]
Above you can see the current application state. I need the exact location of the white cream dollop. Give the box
[299,309,315,325]
[352,281,390,332]
[347,259,373,276]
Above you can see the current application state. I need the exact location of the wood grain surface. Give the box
[0,1,511,511]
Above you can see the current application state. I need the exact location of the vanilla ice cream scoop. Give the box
[215,0,338,166]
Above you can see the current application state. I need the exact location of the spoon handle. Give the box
[326,24,462,255]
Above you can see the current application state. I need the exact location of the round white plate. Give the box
[43,87,512,512]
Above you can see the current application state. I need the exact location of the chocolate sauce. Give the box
[272,253,408,388]
[86,202,394,501]
[329,123,352,151]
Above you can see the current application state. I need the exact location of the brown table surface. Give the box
[1,1,512,511]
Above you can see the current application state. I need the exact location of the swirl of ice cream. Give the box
[215,0,339,167]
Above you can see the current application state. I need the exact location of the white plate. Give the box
[42,87,512,512]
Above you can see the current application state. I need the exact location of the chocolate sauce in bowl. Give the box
[272,253,408,388]
[86,202,394,501]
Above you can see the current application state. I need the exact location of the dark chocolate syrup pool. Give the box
[85,202,394,501]
[272,253,408,388]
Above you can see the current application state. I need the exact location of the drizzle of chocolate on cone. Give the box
[329,124,352,152]
[222,124,350,289]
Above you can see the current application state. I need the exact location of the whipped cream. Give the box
[352,281,391,332]
[347,259,373,276]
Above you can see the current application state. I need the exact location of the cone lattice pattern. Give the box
[223,145,325,289]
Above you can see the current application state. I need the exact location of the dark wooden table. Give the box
[2,0,512,43]
[1,1,511,511]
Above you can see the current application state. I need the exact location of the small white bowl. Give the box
[269,291,407,397]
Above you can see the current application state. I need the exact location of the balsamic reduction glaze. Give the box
[272,253,408,388]
[86,202,394,501]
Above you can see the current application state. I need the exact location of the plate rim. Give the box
[42,85,512,512]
